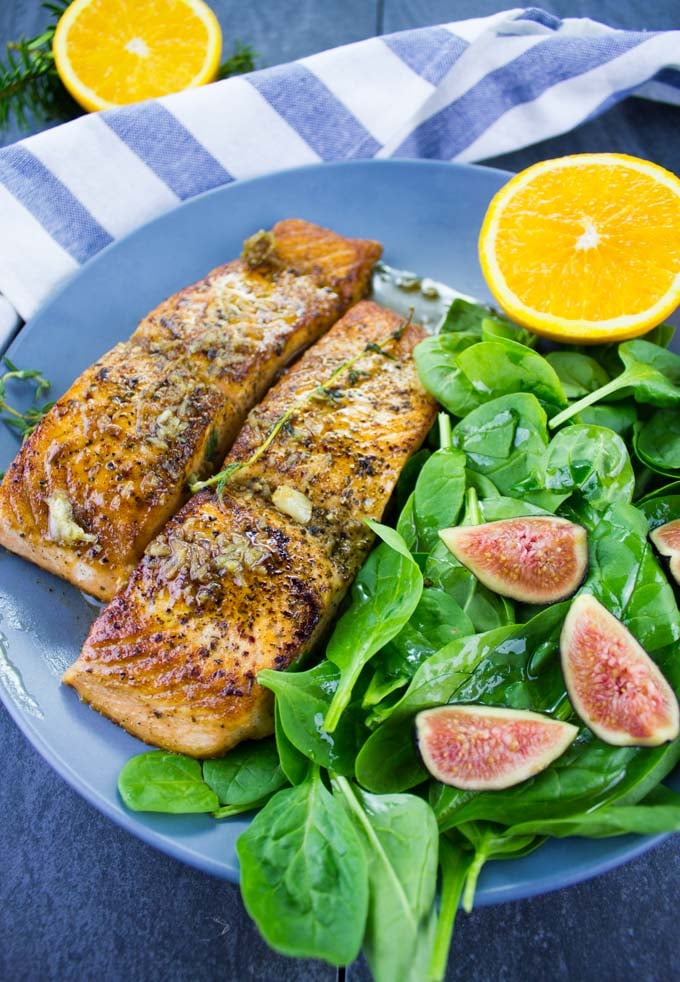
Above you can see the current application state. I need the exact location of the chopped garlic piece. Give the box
[149,407,188,449]
[272,485,313,524]
[46,491,97,547]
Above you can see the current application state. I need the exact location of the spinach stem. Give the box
[548,372,631,429]
[323,669,359,734]
[464,486,481,526]
[438,411,452,450]
[458,825,491,913]
[213,796,270,820]
[427,838,473,982]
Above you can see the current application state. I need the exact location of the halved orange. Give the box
[53,0,222,113]
[478,154,680,344]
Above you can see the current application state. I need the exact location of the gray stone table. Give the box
[1,3,680,980]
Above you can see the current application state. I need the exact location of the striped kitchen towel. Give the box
[0,6,678,337]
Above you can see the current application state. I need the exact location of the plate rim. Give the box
[0,156,671,900]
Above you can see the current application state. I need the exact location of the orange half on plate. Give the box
[478,153,680,344]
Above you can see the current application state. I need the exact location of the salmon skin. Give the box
[0,220,381,600]
[63,301,437,757]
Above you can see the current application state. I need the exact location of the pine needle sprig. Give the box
[190,319,410,497]
[0,1,78,133]
[216,41,259,80]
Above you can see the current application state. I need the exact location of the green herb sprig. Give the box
[0,356,53,440]
[189,320,408,496]
[216,42,258,80]
[0,1,76,132]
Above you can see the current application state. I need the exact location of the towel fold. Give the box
[0,6,678,342]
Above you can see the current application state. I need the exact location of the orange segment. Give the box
[478,154,680,344]
[53,0,222,112]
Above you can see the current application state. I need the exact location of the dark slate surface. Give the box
[2,3,680,980]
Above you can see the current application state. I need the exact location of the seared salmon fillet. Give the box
[0,220,381,600]
[63,301,437,756]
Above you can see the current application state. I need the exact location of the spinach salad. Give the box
[118,298,680,980]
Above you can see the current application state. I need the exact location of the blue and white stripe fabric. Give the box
[0,6,679,337]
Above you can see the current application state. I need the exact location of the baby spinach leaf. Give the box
[439,297,496,334]
[634,408,680,476]
[550,339,680,429]
[452,393,564,512]
[637,479,680,505]
[480,316,537,348]
[412,447,466,552]
[578,402,637,438]
[524,424,635,511]
[545,351,610,399]
[323,522,423,732]
[357,606,568,794]
[362,667,409,714]
[478,495,551,522]
[414,333,483,417]
[259,661,366,776]
[464,469,503,499]
[203,738,287,807]
[398,603,568,720]
[274,702,310,786]
[501,785,680,839]
[583,501,680,652]
[396,492,418,551]
[456,339,568,415]
[637,494,680,531]
[237,771,368,966]
[355,714,428,793]
[406,588,475,651]
[363,588,475,709]
[644,322,676,348]
[438,299,535,346]
[334,777,439,982]
[118,752,219,813]
[425,539,514,633]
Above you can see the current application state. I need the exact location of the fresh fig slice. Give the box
[650,519,680,585]
[560,594,680,747]
[415,705,578,790]
[439,516,588,604]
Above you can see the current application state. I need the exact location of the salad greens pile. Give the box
[118,298,680,981]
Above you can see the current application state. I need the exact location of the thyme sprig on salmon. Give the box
[189,318,411,497]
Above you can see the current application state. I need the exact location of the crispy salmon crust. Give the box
[0,220,381,600]
[63,301,437,756]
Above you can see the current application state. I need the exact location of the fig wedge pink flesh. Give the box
[650,519,680,586]
[560,594,680,747]
[415,705,578,790]
[439,516,588,604]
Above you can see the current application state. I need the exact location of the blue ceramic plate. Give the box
[0,159,675,904]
